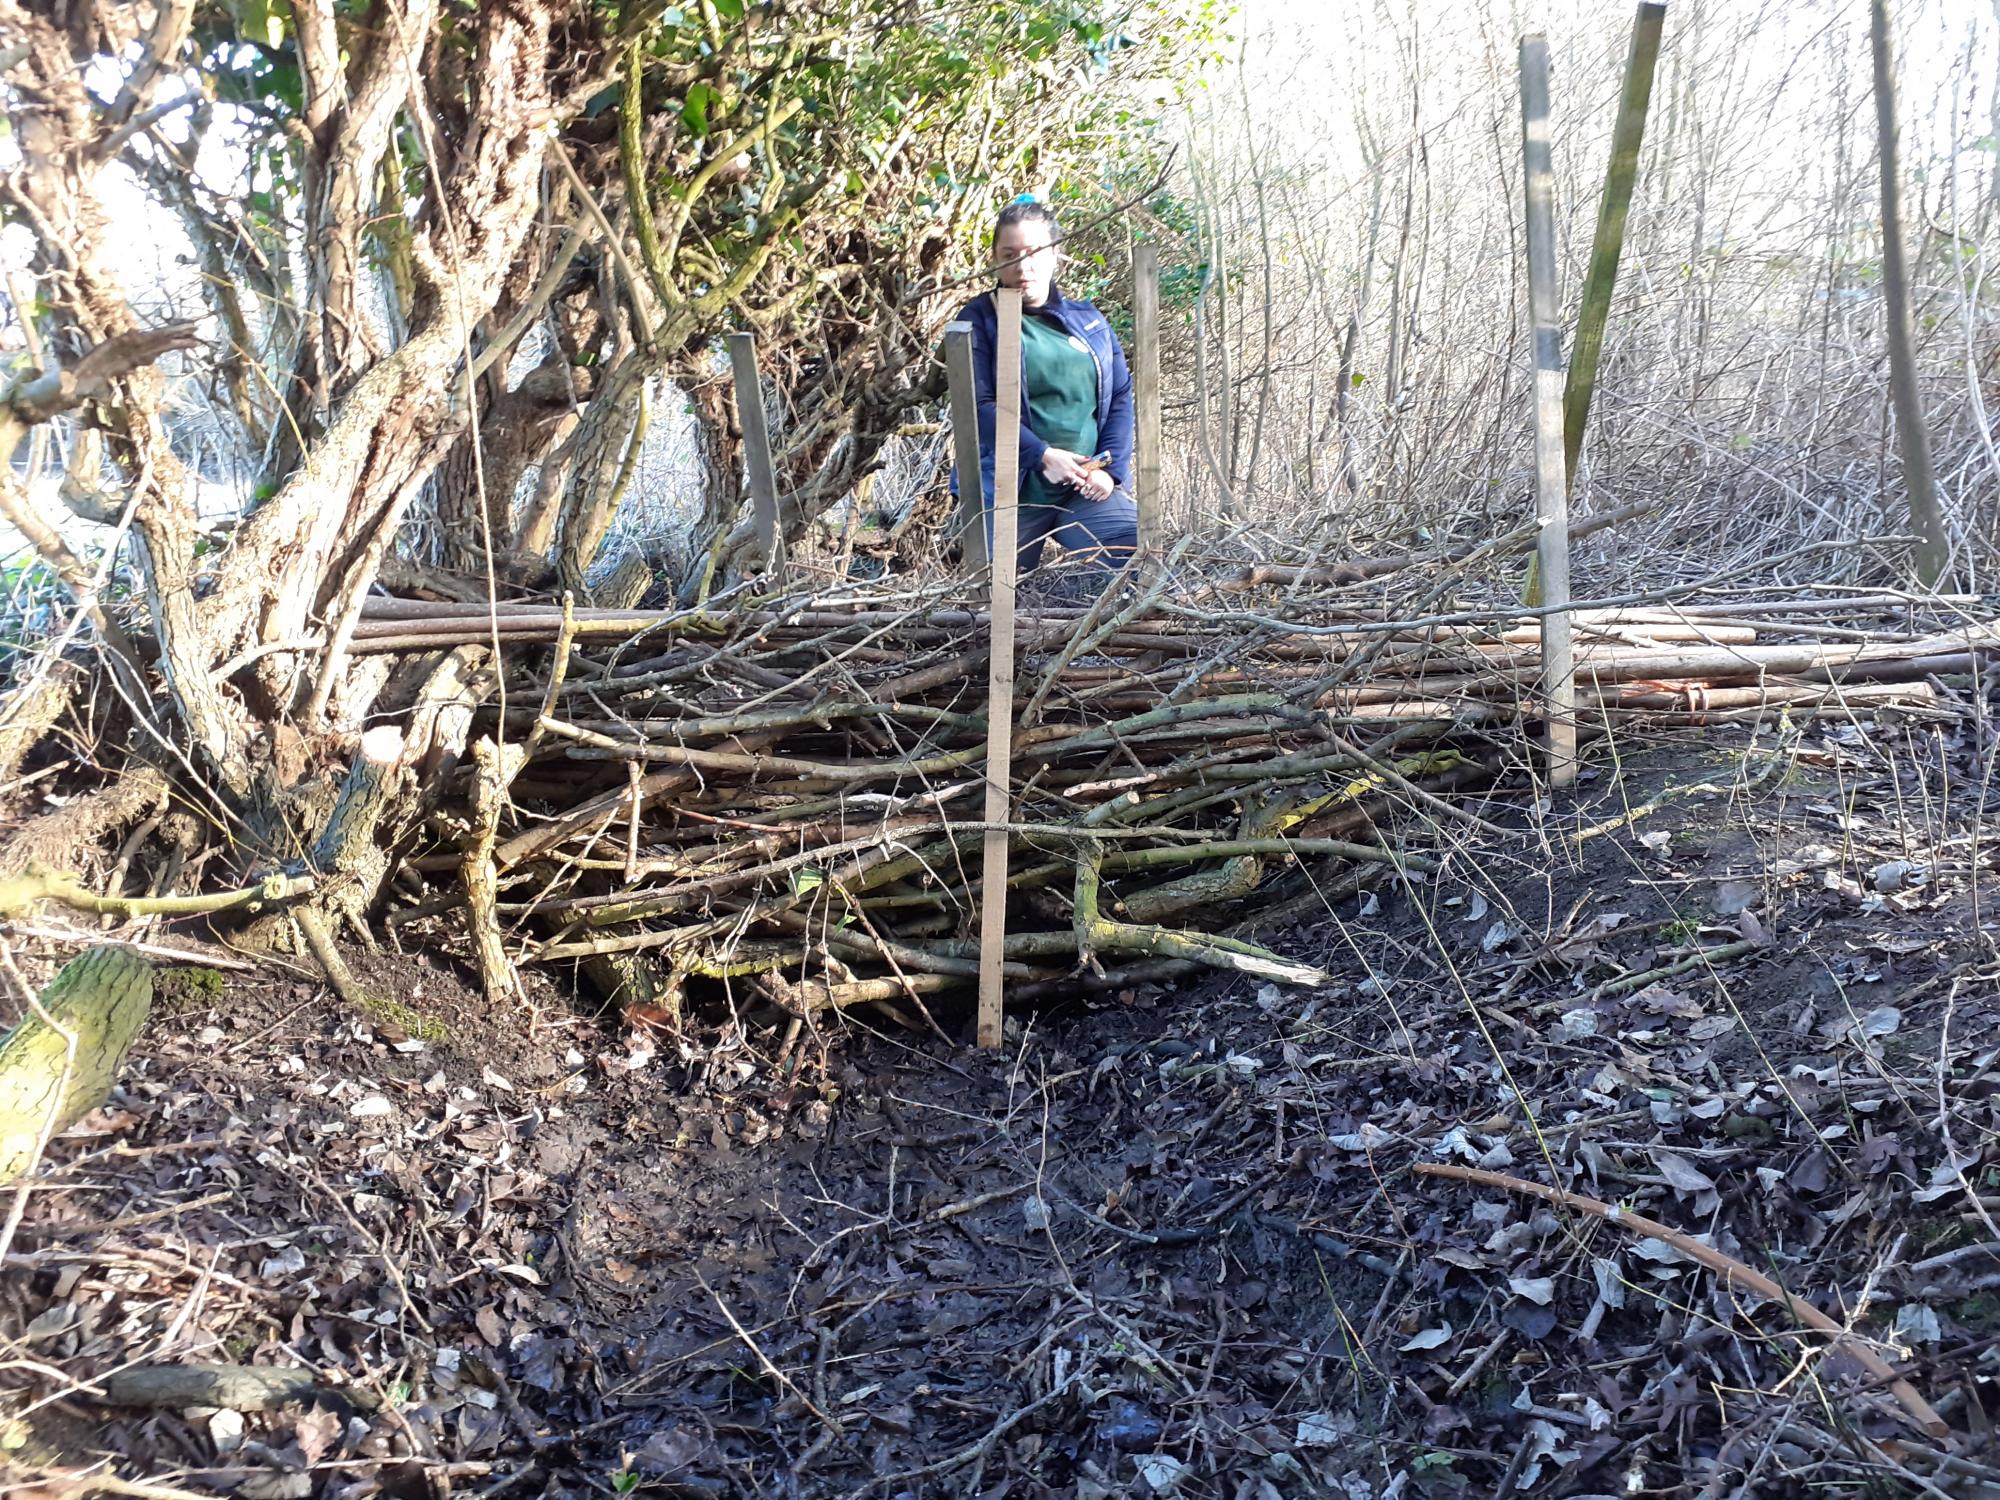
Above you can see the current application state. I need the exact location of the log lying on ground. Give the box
[0,946,151,1184]
[102,1362,377,1413]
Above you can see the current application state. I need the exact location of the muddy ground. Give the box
[3,716,1999,1499]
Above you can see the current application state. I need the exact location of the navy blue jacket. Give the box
[951,286,1134,506]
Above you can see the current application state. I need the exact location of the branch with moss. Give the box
[1071,840,1331,987]
[0,866,313,922]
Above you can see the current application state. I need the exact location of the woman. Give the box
[955,199,1137,577]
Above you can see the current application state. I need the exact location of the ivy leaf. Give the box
[681,81,719,137]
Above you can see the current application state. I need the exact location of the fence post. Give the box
[1519,34,1576,787]
[976,289,1023,1049]
[726,331,779,570]
[942,321,987,576]
[1132,243,1163,550]
[1564,2,1667,486]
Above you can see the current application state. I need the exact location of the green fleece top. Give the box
[1018,311,1100,510]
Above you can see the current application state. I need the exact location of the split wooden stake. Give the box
[977,288,1024,1049]
[1518,34,1576,787]
[942,321,987,576]
[1132,242,1163,549]
[727,331,779,570]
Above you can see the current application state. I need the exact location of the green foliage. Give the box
[150,0,1229,578]
[1063,181,1214,346]
[612,0,1228,332]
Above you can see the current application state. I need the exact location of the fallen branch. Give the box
[101,1361,376,1413]
[0,867,311,921]
[1413,1162,1948,1437]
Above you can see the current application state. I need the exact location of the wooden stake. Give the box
[727,331,779,571]
[1563,2,1666,486]
[977,289,1023,1049]
[1518,34,1576,787]
[942,321,987,576]
[1132,242,1163,549]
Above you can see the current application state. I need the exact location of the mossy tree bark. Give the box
[0,945,152,1185]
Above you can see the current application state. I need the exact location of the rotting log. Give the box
[0,945,152,1185]
[102,1362,376,1413]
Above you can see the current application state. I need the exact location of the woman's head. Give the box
[994,200,1060,308]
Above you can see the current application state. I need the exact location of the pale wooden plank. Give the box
[977,289,1023,1049]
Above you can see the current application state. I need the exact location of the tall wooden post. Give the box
[1132,243,1163,548]
[1519,34,1576,786]
[976,290,1024,1049]
[727,331,779,570]
[942,322,988,575]
[1563,2,1666,486]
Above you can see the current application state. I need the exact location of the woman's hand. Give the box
[1039,447,1090,489]
[1077,468,1116,501]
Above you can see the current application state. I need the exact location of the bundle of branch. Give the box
[359,569,1996,1030]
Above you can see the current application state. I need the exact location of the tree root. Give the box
[294,907,442,1039]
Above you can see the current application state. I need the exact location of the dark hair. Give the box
[995,200,1061,242]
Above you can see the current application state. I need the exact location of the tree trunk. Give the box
[437,358,593,573]
[3,1,560,786]
[1870,0,1951,586]
[0,946,152,1185]
[554,363,650,595]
